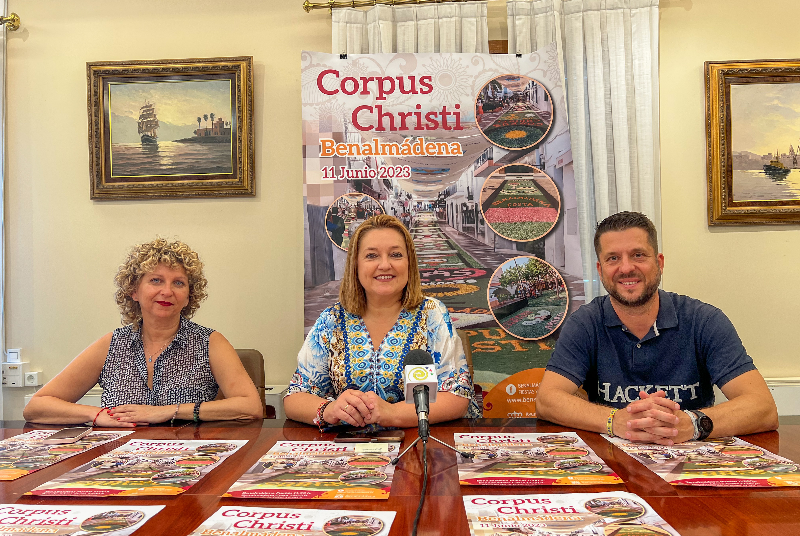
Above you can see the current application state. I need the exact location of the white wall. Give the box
[3,0,331,419]
[660,0,800,379]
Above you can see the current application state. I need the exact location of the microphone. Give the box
[403,349,438,439]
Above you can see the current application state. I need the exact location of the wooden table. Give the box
[2,417,800,535]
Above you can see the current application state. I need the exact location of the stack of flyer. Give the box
[225,440,400,499]
[455,432,622,486]
[0,430,133,480]
[463,491,680,536]
[606,435,800,487]
[189,506,395,536]
[27,439,247,496]
[0,504,163,535]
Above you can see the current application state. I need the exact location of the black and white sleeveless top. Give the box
[99,317,219,407]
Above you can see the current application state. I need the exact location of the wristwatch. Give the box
[687,409,714,441]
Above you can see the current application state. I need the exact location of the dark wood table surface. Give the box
[2,416,800,535]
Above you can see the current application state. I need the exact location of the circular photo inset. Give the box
[79,510,145,533]
[584,497,646,521]
[742,458,797,472]
[195,443,237,454]
[603,523,672,536]
[705,437,736,446]
[338,469,388,485]
[323,515,385,536]
[476,74,553,150]
[480,164,560,242]
[176,455,219,468]
[545,446,589,459]
[555,459,603,474]
[488,256,568,340]
[78,434,118,444]
[151,468,200,485]
[326,193,385,250]
[347,455,391,469]
[537,435,578,446]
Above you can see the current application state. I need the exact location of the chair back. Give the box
[235,349,274,418]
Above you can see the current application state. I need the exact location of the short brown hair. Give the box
[594,211,659,260]
[339,214,423,316]
[114,238,208,326]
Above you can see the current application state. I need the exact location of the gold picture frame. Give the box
[87,56,254,200]
[706,59,800,224]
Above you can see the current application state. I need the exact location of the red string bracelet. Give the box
[92,407,108,426]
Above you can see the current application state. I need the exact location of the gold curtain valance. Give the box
[304,0,485,13]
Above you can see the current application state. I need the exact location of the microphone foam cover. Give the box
[405,349,433,366]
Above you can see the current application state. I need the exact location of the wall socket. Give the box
[24,372,41,387]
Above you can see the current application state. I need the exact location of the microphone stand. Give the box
[390,386,473,536]
[391,385,474,464]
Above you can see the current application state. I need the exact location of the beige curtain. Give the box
[332,2,489,54]
[508,0,661,301]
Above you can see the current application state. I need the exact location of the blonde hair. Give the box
[339,214,424,316]
[114,238,208,326]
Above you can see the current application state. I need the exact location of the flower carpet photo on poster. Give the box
[476,75,553,150]
[480,164,560,242]
[488,256,568,340]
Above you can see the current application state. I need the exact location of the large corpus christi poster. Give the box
[302,44,585,418]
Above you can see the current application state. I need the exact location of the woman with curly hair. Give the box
[283,214,481,430]
[23,238,263,426]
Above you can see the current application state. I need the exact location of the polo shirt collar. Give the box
[602,289,678,330]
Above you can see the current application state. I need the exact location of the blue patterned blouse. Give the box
[287,297,481,419]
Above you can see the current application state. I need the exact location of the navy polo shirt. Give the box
[546,290,756,410]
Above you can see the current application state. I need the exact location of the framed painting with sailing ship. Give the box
[87,56,254,199]
[706,59,800,224]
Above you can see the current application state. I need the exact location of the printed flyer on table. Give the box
[606,435,800,487]
[0,430,133,481]
[28,439,247,497]
[0,504,163,535]
[463,491,680,536]
[456,432,622,486]
[189,506,396,536]
[225,441,399,499]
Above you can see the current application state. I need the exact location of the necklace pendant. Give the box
[148,357,153,363]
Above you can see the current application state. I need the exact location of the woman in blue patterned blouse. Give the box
[284,214,481,430]
[24,238,263,427]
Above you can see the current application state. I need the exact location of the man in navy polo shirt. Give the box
[536,212,778,444]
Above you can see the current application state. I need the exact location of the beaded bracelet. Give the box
[313,400,333,432]
[170,404,181,425]
[606,408,618,437]
[193,402,202,423]
[92,407,108,427]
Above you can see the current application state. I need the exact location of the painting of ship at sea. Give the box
[137,101,159,144]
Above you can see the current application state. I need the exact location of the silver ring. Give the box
[344,404,350,411]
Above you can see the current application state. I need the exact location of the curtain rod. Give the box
[303,0,484,14]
